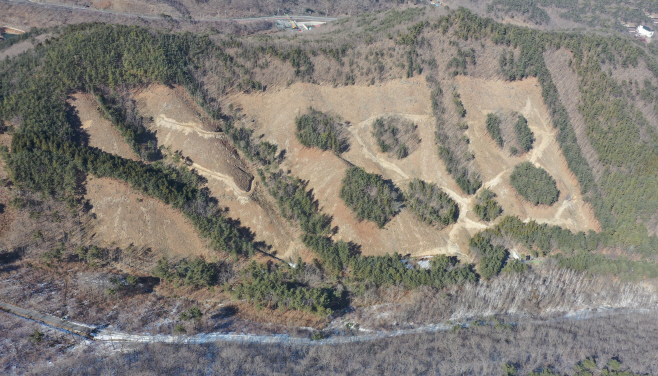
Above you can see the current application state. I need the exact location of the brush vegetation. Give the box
[510,162,560,206]
[474,189,503,222]
[485,113,504,148]
[514,115,535,153]
[339,166,402,228]
[295,107,348,154]
[405,178,458,228]
[371,116,420,159]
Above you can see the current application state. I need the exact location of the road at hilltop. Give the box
[2,0,338,24]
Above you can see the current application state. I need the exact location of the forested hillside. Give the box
[469,0,658,30]
[3,5,658,314]
[3,5,658,373]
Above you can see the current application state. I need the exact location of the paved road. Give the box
[2,0,338,24]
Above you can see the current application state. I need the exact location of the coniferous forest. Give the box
[510,162,560,206]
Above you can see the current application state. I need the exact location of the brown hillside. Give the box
[133,84,299,259]
[455,75,601,233]
[69,93,139,161]
[230,74,600,259]
[84,176,214,261]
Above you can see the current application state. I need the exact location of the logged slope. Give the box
[134,84,253,192]
[133,84,298,258]
[455,76,600,232]
[231,74,599,258]
[231,77,473,258]
[85,176,214,260]
[3,12,658,356]
[69,93,139,160]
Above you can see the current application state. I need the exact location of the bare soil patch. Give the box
[231,75,600,259]
[84,176,213,260]
[69,93,139,160]
[133,84,297,260]
[455,75,601,233]
[231,77,479,259]
[134,84,253,192]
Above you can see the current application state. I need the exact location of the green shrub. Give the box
[295,107,348,154]
[310,332,325,341]
[432,85,481,195]
[485,113,503,147]
[260,170,332,235]
[371,117,419,159]
[151,257,219,288]
[232,262,335,316]
[180,306,203,321]
[514,115,534,152]
[28,329,44,344]
[175,258,218,288]
[339,166,402,228]
[501,259,528,274]
[452,92,466,117]
[405,178,458,227]
[173,324,186,334]
[152,257,174,281]
[510,162,559,205]
[470,233,509,279]
[473,189,502,221]
[126,275,138,286]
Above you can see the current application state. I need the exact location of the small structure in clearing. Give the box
[638,25,654,38]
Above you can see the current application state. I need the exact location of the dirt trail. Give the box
[150,113,254,201]
[455,76,600,233]
[134,84,297,258]
[155,114,222,139]
[231,77,483,259]
[70,88,295,262]
[190,163,251,203]
[135,84,253,192]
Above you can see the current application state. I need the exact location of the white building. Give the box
[638,25,654,38]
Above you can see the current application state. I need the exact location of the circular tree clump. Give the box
[295,107,349,154]
[405,178,458,227]
[339,166,402,228]
[510,162,559,205]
